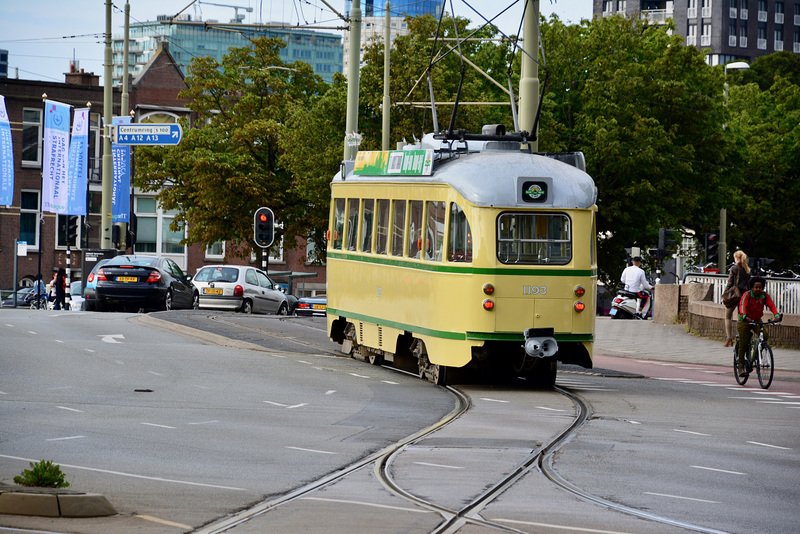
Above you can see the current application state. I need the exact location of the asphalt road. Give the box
[1,309,798,534]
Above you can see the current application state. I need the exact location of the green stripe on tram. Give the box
[328,308,594,344]
[326,251,596,277]
[326,308,467,340]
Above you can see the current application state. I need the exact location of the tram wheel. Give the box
[413,339,449,386]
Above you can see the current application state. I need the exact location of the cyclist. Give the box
[736,276,782,377]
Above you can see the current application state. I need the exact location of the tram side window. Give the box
[409,201,424,259]
[497,213,572,265]
[332,198,345,250]
[376,199,390,255]
[346,198,360,251]
[426,201,445,261]
[392,200,406,257]
[448,203,472,262]
[361,199,374,253]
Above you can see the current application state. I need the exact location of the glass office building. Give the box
[113,15,342,84]
[345,0,444,18]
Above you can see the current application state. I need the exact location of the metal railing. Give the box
[683,273,800,316]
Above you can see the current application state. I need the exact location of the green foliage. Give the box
[134,37,327,260]
[13,460,70,488]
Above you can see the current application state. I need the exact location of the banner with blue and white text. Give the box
[0,95,13,206]
[65,108,89,215]
[111,116,131,222]
[42,100,71,213]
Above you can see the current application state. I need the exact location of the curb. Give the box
[0,485,116,517]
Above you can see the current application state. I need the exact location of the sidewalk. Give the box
[594,316,800,373]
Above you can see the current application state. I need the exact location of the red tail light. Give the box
[574,301,586,312]
[483,299,495,311]
[613,297,623,304]
[298,302,310,309]
[95,269,107,282]
[88,273,95,283]
[145,271,162,283]
[233,285,244,297]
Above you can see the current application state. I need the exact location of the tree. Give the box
[541,15,731,283]
[726,75,800,266]
[134,37,325,260]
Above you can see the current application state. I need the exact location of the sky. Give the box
[0,0,593,85]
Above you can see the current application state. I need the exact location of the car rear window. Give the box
[195,267,239,283]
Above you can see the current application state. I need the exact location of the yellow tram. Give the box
[326,134,597,386]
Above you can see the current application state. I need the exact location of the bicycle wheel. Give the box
[756,343,774,389]
[733,340,749,385]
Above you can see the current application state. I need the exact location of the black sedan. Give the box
[295,296,326,316]
[94,255,198,312]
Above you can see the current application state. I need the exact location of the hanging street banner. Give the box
[42,100,70,213]
[354,149,434,176]
[0,95,13,206]
[114,123,182,145]
[64,108,89,215]
[111,116,132,223]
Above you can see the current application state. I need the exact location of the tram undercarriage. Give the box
[330,317,591,388]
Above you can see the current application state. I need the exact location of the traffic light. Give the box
[66,215,79,243]
[254,207,274,248]
[658,228,679,251]
[705,233,719,264]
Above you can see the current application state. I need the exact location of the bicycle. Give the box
[733,320,779,389]
[29,294,50,310]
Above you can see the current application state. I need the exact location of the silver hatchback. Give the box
[192,265,291,315]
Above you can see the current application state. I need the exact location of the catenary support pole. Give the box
[382,1,391,151]
[344,0,362,160]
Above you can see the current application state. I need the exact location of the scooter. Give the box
[610,284,651,319]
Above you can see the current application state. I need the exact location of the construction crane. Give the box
[197,1,253,23]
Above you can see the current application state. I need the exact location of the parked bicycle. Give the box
[29,293,51,310]
[733,320,779,389]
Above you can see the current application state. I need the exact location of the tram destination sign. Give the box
[113,123,183,146]
[354,149,433,176]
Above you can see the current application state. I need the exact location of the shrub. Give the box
[13,460,70,488]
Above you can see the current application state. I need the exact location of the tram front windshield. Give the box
[497,213,571,265]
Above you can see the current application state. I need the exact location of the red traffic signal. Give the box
[254,207,274,248]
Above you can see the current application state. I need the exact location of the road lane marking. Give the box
[325,390,336,395]
[54,340,64,343]
[57,406,83,413]
[673,429,711,436]
[84,349,95,353]
[747,441,791,450]
[301,496,431,513]
[137,515,193,529]
[0,391,7,395]
[497,518,645,533]
[141,423,176,429]
[480,398,509,403]
[46,436,86,441]
[644,492,720,504]
[349,373,370,378]
[691,465,746,475]
[98,334,124,343]
[414,462,463,469]
[28,331,37,335]
[286,446,336,455]
[381,380,399,384]
[0,454,246,490]
[188,420,219,425]
[536,406,567,412]
[148,371,163,376]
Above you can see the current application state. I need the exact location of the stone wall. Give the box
[653,283,800,349]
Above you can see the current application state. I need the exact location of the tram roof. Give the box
[334,137,597,210]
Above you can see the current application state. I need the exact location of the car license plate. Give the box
[117,276,138,282]
[203,288,223,295]
[312,304,326,310]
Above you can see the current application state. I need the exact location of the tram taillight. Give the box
[574,285,586,297]
[574,301,586,312]
[482,299,495,311]
[482,283,495,295]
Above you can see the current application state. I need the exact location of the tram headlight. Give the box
[482,299,495,311]
[574,301,586,312]
[482,283,495,295]
[574,285,586,297]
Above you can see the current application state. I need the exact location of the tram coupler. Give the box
[523,328,558,358]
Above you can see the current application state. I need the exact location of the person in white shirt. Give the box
[620,256,653,318]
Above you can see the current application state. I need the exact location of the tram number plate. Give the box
[117,276,138,282]
[203,288,223,295]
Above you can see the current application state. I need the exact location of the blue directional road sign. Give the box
[114,123,183,146]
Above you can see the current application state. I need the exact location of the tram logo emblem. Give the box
[522,181,548,203]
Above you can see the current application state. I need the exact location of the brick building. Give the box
[1,42,326,301]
